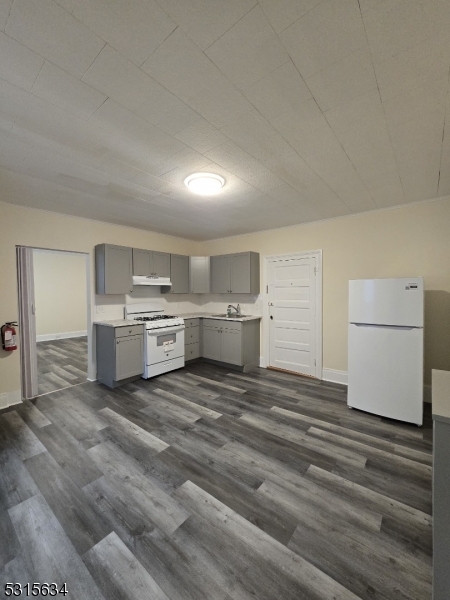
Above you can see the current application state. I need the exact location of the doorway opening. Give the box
[264,251,322,379]
[17,247,91,399]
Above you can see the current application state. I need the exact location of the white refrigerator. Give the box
[347,277,424,426]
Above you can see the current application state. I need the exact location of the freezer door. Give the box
[349,278,423,327]
[348,323,423,425]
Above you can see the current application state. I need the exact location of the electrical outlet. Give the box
[96,306,105,314]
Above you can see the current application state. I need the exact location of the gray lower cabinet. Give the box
[201,318,260,368]
[210,252,260,294]
[95,244,133,295]
[163,254,190,294]
[190,256,210,293]
[132,248,170,277]
[202,325,222,361]
[96,323,144,388]
[184,318,200,361]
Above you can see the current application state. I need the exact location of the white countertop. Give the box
[176,312,262,322]
[94,319,143,328]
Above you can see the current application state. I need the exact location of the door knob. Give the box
[270,315,273,320]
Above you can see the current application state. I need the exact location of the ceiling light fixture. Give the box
[184,172,225,195]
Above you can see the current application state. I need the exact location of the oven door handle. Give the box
[147,326,185,336]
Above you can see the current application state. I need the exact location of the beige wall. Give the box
[0,202,200,404]
[2,196,450,404]
[33,250,87,338]
[201,197,450,386]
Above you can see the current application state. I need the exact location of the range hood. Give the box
[132,275,172,287]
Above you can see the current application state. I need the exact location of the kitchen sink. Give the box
[212,314,248,318]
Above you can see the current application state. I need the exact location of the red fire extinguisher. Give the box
[1,322,18,351]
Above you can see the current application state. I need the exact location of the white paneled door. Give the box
[268,255,318,377]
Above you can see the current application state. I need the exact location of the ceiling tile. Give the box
[88,99,185,170]
[53,0,76,11]
[382,80,448,128]
[0,129,31,170]
[363,0,450,65]
[0,31,44,91]
[73,0,176,67]
[358,0,384,13]
[399,165,440,203]
[306,45,378,111]
[142,28,254,128]
[338,127,396,170]
[324,89,385,137]
[302,179,351,218]
[305,146,359,183]
[281,0,366,79]
[175,118,228,154]
[205,6,289,90]
[330,173,377,212]
[204,141,268,180]
[83,44,156,111]
[220,110,283,151]
[257,0,324,34]
[155,0,257,51]
[272,97,328,137]
[31,61,107,119]
[357,162,405,207]
[134,92,199,137]
[0,0,13,30]
[5,0,105,78]
[438,148,450,197]
[141,28,218,103]
[242,61,311,121]
[375,33,450,103]
[274,113,343,159]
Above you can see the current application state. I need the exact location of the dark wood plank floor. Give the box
[36,337,87,396]
[0,362,432,599]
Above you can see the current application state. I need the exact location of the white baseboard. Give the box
[322,369,348,385]
[259,356,267,368]
[0,389,22,409]
[37,330,87,342]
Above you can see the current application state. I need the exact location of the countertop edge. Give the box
[177,313,262,322]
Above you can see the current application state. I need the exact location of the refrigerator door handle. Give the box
[351,323,421,330]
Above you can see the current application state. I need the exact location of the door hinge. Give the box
[314,267,317,275]
[266,285,268,294]
[314,359,316,366]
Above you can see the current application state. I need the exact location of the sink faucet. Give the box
[228,304,241,316]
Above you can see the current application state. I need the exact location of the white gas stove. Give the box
[124,303,185,379]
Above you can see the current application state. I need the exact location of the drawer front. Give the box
[115,325,144,338]
[185,327,199,345]
[185,342,200,360]
[184,318,199,329]
[203,318,242,331]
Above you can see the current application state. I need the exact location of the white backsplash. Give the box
[94,286,263,321]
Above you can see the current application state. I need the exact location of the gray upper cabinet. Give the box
[165,254,189,294]
[190,256,210,293]
[95,244,133,295]
[153,251,170,277]
[132,248,170,277]
[210,252,260,294]
[211,255,231,293]
[132,248,152,276]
